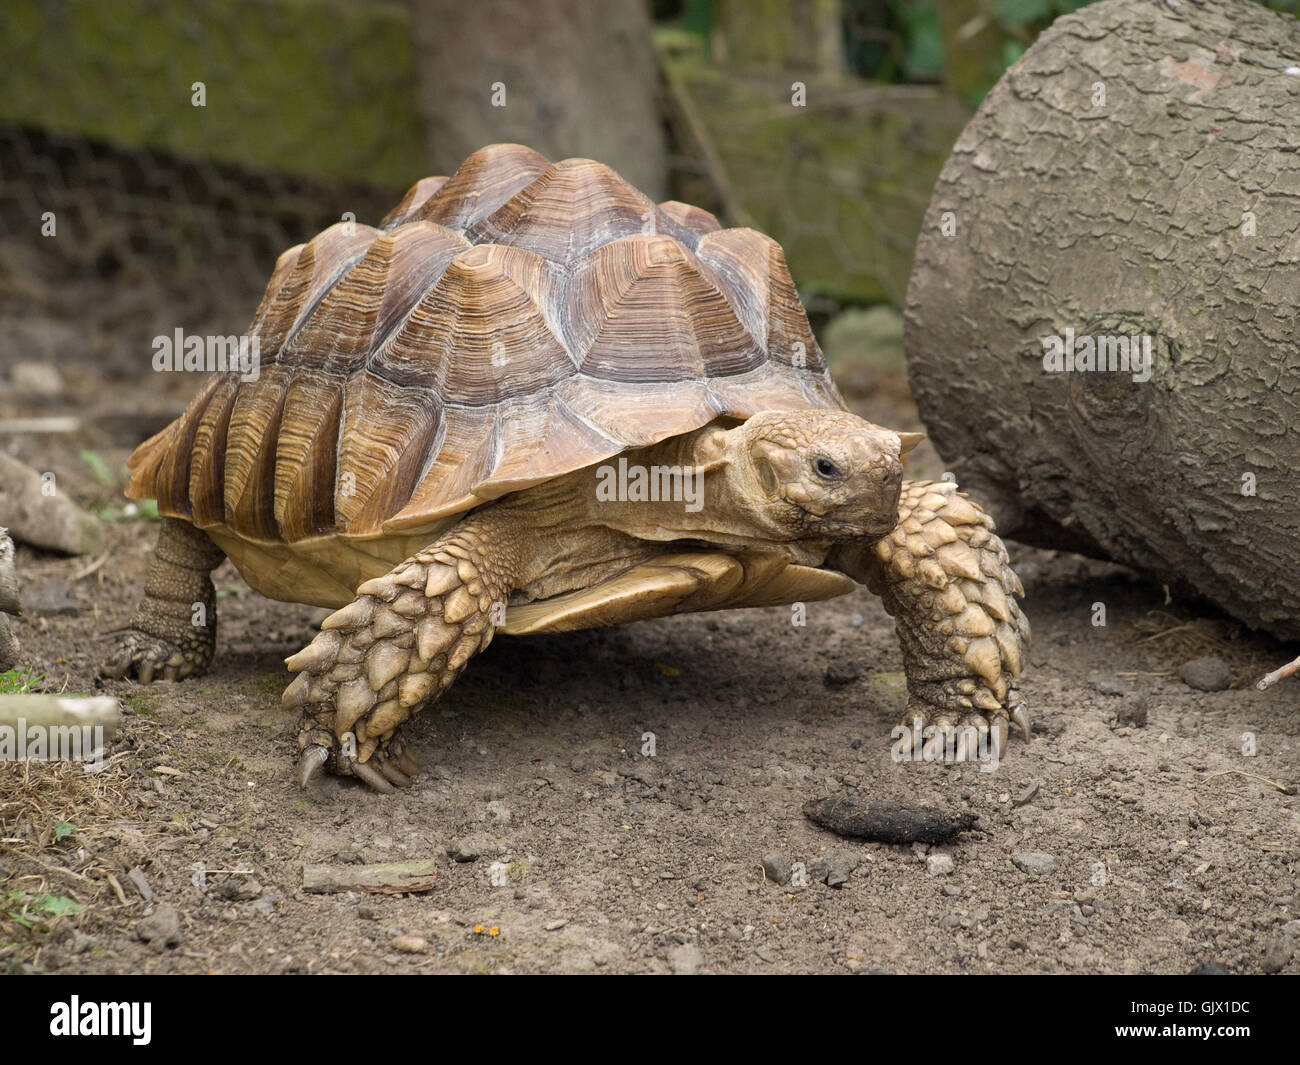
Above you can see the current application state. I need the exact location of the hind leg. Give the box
[105,518,225,683]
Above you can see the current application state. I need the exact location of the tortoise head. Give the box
[721,411,919,543]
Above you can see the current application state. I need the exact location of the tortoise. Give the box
[108,143,1031,792]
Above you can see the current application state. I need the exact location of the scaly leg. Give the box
[831,480,1031,761]
[284,512,523,793]
[105,518,225,682]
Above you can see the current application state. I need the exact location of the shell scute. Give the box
[126,144,845,543]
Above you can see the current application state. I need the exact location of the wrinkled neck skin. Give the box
[583,424,831,553]
[483,414,906,598]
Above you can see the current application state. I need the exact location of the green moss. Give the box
[657,36,967,304]
[127,693,159,718]
[0,0,425,188]
[253,673,287,695]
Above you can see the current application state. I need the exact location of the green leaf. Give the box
[53,821,77,841]
[79,449,116,487]
[35,895,81,919]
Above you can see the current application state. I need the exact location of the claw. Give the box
[138,660,156,685]
[1011,702,1031,742]
[297,745,329,789]
[351,760,395,794]
[105,655,129,680]
[922,720,950,762]
[397,748,419,777]
[955,726,977,763]
[991,718,1008,760]
[378,761,412,788]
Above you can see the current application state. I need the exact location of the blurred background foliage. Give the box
[0,0,1296,396]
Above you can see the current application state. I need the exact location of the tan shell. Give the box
[127,143,846,545]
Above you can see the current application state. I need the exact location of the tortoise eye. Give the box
[813,455,840,479]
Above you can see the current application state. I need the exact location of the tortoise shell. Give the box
[127,143,846,545]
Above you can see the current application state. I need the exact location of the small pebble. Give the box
[447,838,480,863]
[391,935,426,954]
[927,855,955,876]
[137,905,181,950]
[1088,673,1129,697]
[1179,655,1232,692]
[824,660,861,686]
[1012,851,1058,877]
[761,854,792,886]
[1117,694,1149,728]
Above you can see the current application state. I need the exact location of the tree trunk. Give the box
[905,0,1300,641]
[410,0,667,199]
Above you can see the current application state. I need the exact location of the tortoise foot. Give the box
[104,626,212,684]
[296,719,420,793]
[895,689,1030,765]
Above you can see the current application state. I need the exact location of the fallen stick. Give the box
[1199,769,1296,795]
[0,694,121,745]
[0,452,106,556]
[302,859,440,895]
[1256,653,1300,691]
[0,529,19,670]
[0,417,82,434]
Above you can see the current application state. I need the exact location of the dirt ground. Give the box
[2,358,1298,976]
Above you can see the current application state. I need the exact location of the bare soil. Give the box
[2,359,1297,976]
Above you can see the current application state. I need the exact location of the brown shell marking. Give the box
[126,143,845,544]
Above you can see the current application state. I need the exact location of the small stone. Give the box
[126,866,153,901]
[137,905,181,950]
[217,876,263,902]
[942,884,961,897]
[10,361,63,396]
[486,800,512,825]
[823,853,858,887]
[1116,694,1149,728]
[1012,781,1041,807]
[927,854,955,876]
[69,932,96,954]
[761,854,791,886]
[667,943,702,975]
[1179,655,1232,692]
[544,919,569,931]
[1088,672,1129,697]
[824,660,861,686]
[391,935,426,954]
[755,946,777,963]
[1190,961,1228,975]
[447,837,480,863]
[570,759,585,773]
[1012,851,1058,877]
[939,914,961,929]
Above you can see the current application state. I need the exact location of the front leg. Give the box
[831,480,1031,762]
[284,514,522,793]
